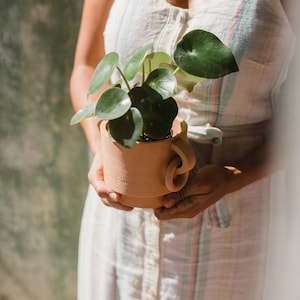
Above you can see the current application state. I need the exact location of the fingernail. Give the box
[109,192,118,201]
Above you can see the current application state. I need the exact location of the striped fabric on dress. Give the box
[78,0,295,299]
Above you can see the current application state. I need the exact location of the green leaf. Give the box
[160,63,202,92]
[144,52,172,74]
[129,86,161,115]
[88,52,119,96]
[143,97,178,140]
[128,86,178,140]
[145,68,177,99]
[69,102,97,125]
[124,43,153,81]
[174,30,239,78]
[109,107,143,148]
[94,87,131,120]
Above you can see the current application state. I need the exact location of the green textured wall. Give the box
[0,1,88,299]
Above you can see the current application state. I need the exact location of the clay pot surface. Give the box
[100,118,196,208]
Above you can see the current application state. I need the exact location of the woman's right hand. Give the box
[88,151,133,211]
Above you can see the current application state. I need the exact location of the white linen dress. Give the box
[77,0,296,299]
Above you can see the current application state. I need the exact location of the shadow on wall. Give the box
[0,1,88,299]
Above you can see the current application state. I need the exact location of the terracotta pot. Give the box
[100,118,196,208]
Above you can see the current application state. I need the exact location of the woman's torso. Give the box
[104,0,293,127]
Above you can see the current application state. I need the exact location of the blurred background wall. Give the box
[0,1,89,299]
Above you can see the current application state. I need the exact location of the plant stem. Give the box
[173,67,180,75]
[142,63,145,83]
[116,66,131,91]
[148,59,152,74]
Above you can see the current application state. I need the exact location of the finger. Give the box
[88,161,118,199]
[102,197,134,211]
[88,153,133,211]
[155,196,195,220]
[162,175,212,209]
[88,161,105,190]
[92,182,133,211]
[163,189,186,208]
[156,193,216,220]
[91,175,118,199]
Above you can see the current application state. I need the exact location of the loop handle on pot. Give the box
[165,138,196,192]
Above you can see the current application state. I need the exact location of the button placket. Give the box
[142,211,161,300]
[154,8,187,53]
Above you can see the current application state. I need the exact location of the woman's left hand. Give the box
[154,164,240,220]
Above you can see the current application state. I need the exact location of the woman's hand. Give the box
[88,151,133,211]
[154,164,241,220]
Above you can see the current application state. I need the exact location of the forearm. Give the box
[70,0,114,154]
[227,129,297,193]
[226,139,274,192]
[70,65,109,155]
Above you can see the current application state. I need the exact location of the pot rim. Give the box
[99,117,187,146]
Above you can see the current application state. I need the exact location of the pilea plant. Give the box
[70,30,238,148]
